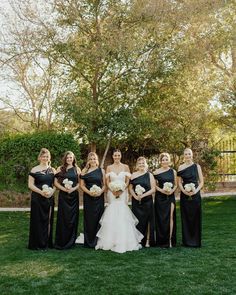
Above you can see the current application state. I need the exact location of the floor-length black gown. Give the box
[81,168,104,248]
[28,168,55,250]
[54,167,79,250]
[131,172,155,247]
[154,169,176,248]
[177,164,201,247]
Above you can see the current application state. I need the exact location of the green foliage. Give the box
[0,131,80,192]
[200,148,221,190]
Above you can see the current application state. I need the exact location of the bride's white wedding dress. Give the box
[95,171,143,253]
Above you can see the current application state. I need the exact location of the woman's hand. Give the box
[66,187,76,194]
[184,190,194,197]
[90,191,101,197]
[112,190,122,197]
[40,191,51,198]
[164,189,175,196]
[133,194,141,201]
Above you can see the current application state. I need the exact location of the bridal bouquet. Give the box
[135,185,145,204]
[90,184,102,195]
[63,178,73,189]
[184,183,196,199]
[109,181,126,198]
[42,184,53,198]
[163,182,173,193]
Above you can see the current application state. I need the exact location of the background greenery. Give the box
[0,0,235,195]
[0,131,80,192]
[0,196,235,295]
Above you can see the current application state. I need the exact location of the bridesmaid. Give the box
[80,152,105,248]
[154,153,177,248]
[54,151,81,250]
[129,157,156,247]
[28,148,56,250]
[177,148,204,247]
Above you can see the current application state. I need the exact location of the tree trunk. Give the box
[100,135,112,169]
[90,142,96,153]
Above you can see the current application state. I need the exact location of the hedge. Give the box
[0,131,81,192]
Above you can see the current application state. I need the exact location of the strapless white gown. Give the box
[95,172,143,253]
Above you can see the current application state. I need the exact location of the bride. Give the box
[95,149,143,253]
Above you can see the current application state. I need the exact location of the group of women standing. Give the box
[28,147,204,253]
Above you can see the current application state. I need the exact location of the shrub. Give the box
[0,131,81,192]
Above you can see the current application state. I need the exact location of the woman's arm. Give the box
[178,175,191,196]
[124,164,131,189]
[101,169,106,194]
[80,177,93,196]
[28,175,47,197]
[195,164,204,193]
[129,175,140,201]
[140,173,156,198]
[165,170,178,196]
[54,167,68,193]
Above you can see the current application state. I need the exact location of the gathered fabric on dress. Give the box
[54,167,79,250]
[131,172,155,247]
[95,171,143,253]
[154,169,176,248]
[80,168,104,248]
[28,168,55,250]
[177,164,201,247]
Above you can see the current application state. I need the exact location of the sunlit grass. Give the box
[0,196,235,295]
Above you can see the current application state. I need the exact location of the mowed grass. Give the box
[0,196,236,295]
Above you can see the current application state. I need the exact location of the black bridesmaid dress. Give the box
[81,168,104,248]
[154,169,176,248]
[28,168,55,250]
[177,164,201,247]
[131,172,155,247]
[54,167,79,250]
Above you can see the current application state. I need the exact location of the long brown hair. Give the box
[58,151,78,183]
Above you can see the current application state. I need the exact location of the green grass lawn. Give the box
[0,196,235,295]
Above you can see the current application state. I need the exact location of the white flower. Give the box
[135,184,145,196]
[109,181,126,192]
[184,183,196,193]
[90,185,102,195]
[63,178,73,189]
[42,184,53,194]
[163,182,173,192]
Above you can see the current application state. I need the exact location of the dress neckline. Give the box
[178,163,195,173]
[131,171,148,180]
[109,171,127,176]
[33,167,51,174]
[154,168,171,176]
[83,167,99,176]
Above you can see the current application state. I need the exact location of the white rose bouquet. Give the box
[90,184,102,196]
[42,184,53,198]
[63,178,73,189]
[135,184,145,204]
[163,182,173,194]
[184,183,196,199]
[109,181,126,198]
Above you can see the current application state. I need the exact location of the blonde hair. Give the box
[184,148,193,154]
[85,152,99,172]
[37,148,51,165]
[159,152,171,163]
[184,148,193,161]
[136,156,148,171]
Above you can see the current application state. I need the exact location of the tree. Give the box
[0,0,66,131]
[0,0,226,166]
